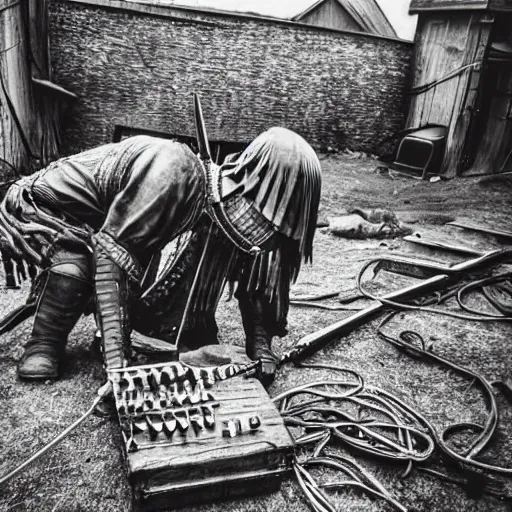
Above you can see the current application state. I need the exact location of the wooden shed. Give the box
[292,0,397,38]
[407,0,512,177]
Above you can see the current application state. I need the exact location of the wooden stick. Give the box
[0,382,112,486]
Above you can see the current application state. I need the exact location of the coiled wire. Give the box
[284,260,512,509]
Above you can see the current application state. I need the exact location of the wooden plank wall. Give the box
[469,63,512,174]
[410,0,489,12]
[0,0,59,179]
[467,12,512,174]
[441,14,491,175]
[406,12,492,176]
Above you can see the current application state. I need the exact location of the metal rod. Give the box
[281,249,511,363]
[448,221,512,242]
[0,382,112,486]
[175,225,212,350]
[403,235,483,256]
[281,274,448,363]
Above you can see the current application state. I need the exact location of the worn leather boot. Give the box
[18,265,92,380]
[240,298,279,387]
[246,333,279,388]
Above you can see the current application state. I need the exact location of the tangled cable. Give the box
[377,316,512,475]
[284,258,512,509]
[356,259,512,323]
[293,453,408,512]
[358,260,512,473]
[365,263,512,491]
[273,363,436,511]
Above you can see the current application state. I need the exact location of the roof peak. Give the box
[292,0,396,37]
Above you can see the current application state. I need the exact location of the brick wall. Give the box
[49,0,413,155]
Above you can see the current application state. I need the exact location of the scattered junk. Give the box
[2,0,512,510]
[287,240,512,509]
[391,126,447,180]
[286,248,512,360]
[326,208,413,239]
[2,218,512,511]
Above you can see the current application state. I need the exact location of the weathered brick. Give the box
[49,0,413,155]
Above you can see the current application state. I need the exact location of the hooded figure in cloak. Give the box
[0,115,321,385]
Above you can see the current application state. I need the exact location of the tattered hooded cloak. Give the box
[140,127,322,343]
[176,127,323,338]
[0,128,322,344]
[221,126,321,263]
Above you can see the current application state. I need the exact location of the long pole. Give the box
[281,249,510,363]
[0,381,112,486]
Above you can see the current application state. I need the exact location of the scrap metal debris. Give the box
[448,220,512,242]
[3,227,512,510]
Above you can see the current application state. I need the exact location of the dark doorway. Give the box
[465,16,512,175]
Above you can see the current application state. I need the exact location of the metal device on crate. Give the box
[107,360,294,511]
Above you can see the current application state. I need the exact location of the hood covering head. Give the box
[220,127,322,262]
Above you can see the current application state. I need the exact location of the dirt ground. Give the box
[1,153,512,512]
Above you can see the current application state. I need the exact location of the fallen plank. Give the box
[403,235,483,256]
[448,221,512,242]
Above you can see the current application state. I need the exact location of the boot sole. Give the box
[18,370,59,381]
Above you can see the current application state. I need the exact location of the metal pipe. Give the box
[0,381,112,486]
[281,274,447,363]
[448,221,512,242]
[403,235,483,256]
[281,249,511,363]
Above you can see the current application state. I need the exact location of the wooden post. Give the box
[0,0,36,178]
[0,0,65,181]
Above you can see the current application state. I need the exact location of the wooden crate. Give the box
[110,368,294,511]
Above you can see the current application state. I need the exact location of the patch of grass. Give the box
[1,154,511,511]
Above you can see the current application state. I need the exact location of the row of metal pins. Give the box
[112,363,244,393]
[116,380,217,416]
[111,361,257,398]
[121,404,218,452]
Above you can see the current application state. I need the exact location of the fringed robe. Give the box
[0,135,303,348]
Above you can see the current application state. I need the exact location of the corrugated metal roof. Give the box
[293,0,397,37]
